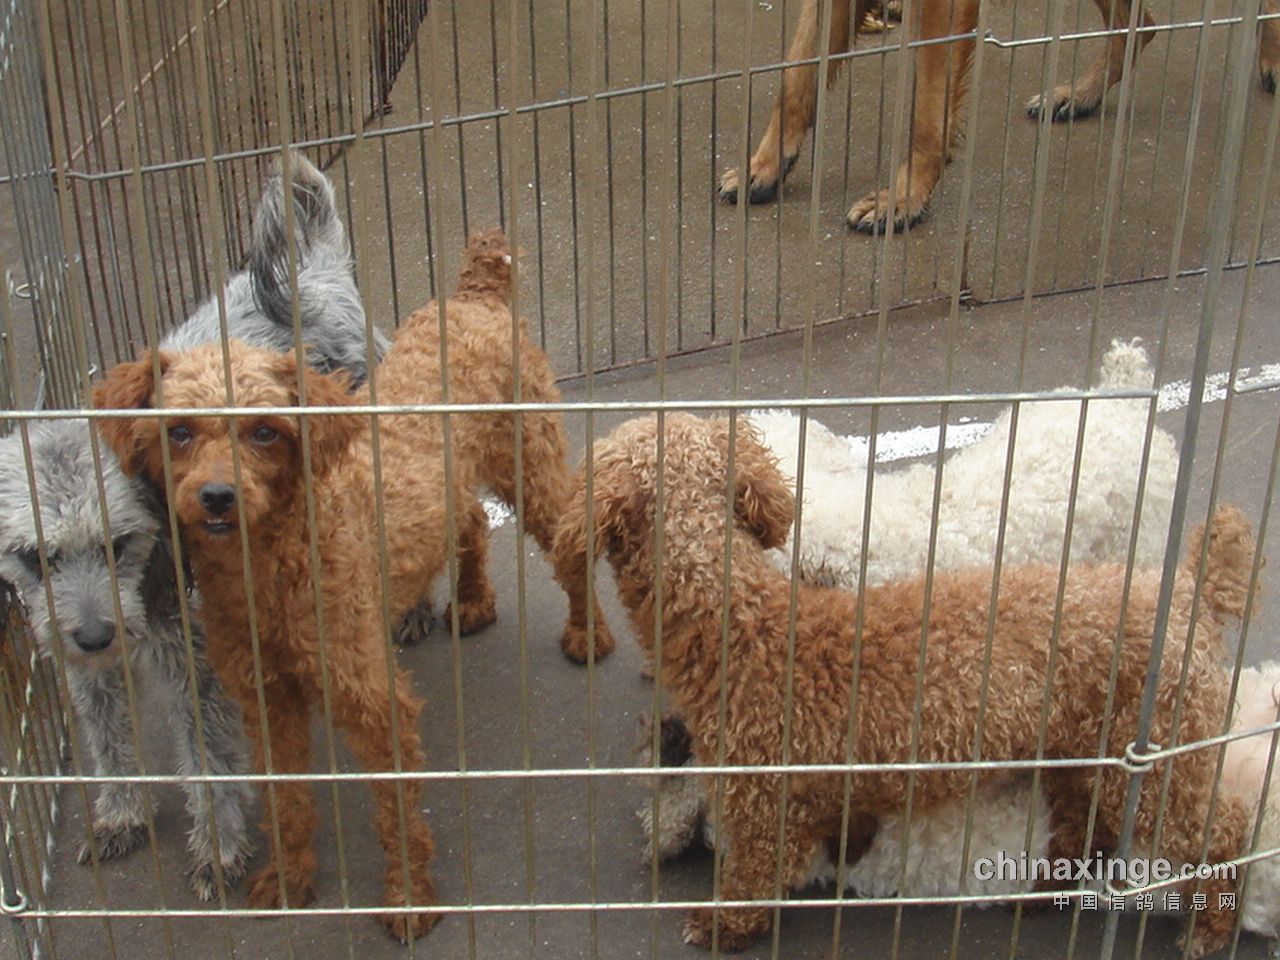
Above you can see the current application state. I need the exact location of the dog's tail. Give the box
[453,228,513,305]
[249,150,349,328]
[1184,505,1260,623]
[1095,337,1155,389]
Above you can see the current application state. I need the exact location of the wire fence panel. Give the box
[2,0,1280,958]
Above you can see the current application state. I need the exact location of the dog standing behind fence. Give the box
[93,229,615,939]
[559,412,1254,956]
[719,0,1280,232]
[0,151,384,900]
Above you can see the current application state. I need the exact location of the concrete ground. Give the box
[5,0,1280,959]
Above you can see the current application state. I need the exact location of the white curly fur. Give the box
[752,339,1178,589]
[1224,662,1280,938]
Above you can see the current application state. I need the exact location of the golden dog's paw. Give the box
[1262,62,1277,95]
[717,153,798,205]
[379,889,441,943]
[445,591,497,636]
[559,619,615,664]
[847,187,929,235]
[247,864,315,910]
[681,907,769,952]
[1025,85,1102,122]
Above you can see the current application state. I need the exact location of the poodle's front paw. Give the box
[718,153,797,206]
[445,589,497,636]
[1025,85,1102,122]
[681,906,770,952]
[1262,60,1277,95]
[77,821,148,864]
[247,863,315,910]
[847,186,929,235]
[559,618,615,663]
[379,887,441,943]
[188,846,249,902]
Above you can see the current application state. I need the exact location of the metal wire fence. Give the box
[1,0,1280,958]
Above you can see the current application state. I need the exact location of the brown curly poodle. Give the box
[93,229,612,939]
[555,412,1255,957]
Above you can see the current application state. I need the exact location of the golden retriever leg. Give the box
[1026,0,1155,120]
[718,0,857,204]
[848,0,977,231]
[1262,0,1279,94]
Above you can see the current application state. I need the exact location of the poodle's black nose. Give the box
[72,621,115,653]
[199,483,237,516]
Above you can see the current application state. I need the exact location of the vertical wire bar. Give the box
[100,5,189,951]
[763,0,838,953]
[487,0,507,227]
[601,0,619,366]
[1096,9,1258,956]
[564,0,585,373]
[709,1,757,949]
[0,72,117,944]
[266,9,361,949]
[581,0,607,953]
[422,5,481,957]
[524,0,552,350]
[179,9,256,955]
[1127,14,1272,959]
[445,3,471,235]
[499,0,540,957]
[646,2,680,952]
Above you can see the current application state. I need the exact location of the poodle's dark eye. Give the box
[249,424,279,446]
[110,534,132,563]
[15,547,55,577]
[168,425,193,446]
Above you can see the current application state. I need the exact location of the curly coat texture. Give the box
[557,412,1254,956]
[93,230,610,939]
[751,339,1177,589]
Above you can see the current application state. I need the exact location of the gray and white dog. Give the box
[0,153,385,900]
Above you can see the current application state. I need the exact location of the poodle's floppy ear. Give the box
[93,351,171,478]
[717,418,794,550]
[552,447,639,576]
[266,350,360,475]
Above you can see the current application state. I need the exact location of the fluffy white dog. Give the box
[752,339,1177,588]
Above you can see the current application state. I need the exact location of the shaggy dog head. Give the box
[93,342,360,545]
[0,421,176,664]
[554,412,794,577]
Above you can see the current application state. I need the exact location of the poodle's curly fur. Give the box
[93,230,611,939]
[559,412,1253,956]
[752,339,1177,589]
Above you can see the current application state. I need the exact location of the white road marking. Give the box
[482,362,1280,529]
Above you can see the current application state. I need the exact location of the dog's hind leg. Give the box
[443,493,498,636]
[1261,0,1279,94]
[330,657,438,942]
[718,0,857,205]
[67,663,152,866]
[152,621,254,900]
[848,0,978,232]
[1025,0,1155,120]
[484,405,616,662]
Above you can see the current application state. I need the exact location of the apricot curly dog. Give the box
[94,230,612,939]
[556,412,1255,957]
